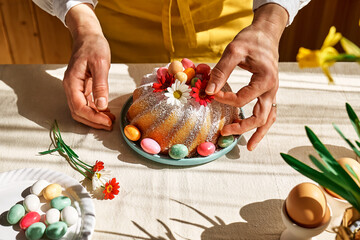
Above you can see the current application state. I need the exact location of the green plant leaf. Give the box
[281,153,360,212]
[346,103,360,140]
[309,154,336,175]
[333,123,360,157]
[345,163,360,182]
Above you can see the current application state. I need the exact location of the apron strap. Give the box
[162,0,197,53]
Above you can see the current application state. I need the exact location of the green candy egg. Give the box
[218,135,235,148]
[25,222,46,240]
[169,144,188,159]
[190,77,200,87]
[7,204,25,224]
[45,221,68,240]
[50,196,71,211]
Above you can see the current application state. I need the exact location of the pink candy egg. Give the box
[196,64,211,75]
[197,142,216,156]
[141,138,161,154]
[181,58,195,69]
[20,211,40,230]
[157,67,168,78]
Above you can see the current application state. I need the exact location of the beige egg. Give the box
[175,72,188,83]
[43,183,62,200]
[285,182,327,228]
[168,61,183,75]
[326,157,360,199]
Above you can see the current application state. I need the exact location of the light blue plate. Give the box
[120,96,243,166]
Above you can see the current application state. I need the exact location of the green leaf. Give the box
[346,103,360,140]
[345,163,360,182]
[333,123,360,157]
[309,154,336,175]
[281,153,360,212]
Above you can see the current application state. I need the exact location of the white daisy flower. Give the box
[92,169,112,191]
[164,80,191,106]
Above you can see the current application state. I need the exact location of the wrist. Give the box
[252,3,288,43]
[65,3,104,40]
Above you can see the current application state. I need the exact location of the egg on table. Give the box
[325,157,360,199]
[285,182,329,228]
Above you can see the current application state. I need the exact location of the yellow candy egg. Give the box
[168,61,183,75]
[124,125,141,141]
[183,68,195,84]
[175,72,188,83]
[43,184,62,201]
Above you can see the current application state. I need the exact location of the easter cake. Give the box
[125,58,239,158]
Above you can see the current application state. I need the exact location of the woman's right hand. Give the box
[63,3,114,130]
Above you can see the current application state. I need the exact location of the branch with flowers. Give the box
[39,120,120,200]
[296,25,360,83]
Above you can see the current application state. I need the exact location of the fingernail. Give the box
[95,97,107,110]
[250,143,258,151]
[205,83,216,94]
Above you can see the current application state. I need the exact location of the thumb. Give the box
[89,60,110,111]
[205,45,240,95]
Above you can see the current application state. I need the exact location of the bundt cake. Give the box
[126,59,239,157]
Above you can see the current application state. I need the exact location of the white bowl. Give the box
[322,187,351,230]
[280,202,332,240]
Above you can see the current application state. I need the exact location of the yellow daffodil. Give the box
[340,37,360,57]
[297,26,342,83]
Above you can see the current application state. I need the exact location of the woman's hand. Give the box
[63,4,114,130]
[205,3,288,151]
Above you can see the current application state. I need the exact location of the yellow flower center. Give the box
[106,185,113,193]
[96,173,101,179]
[173,90,182,99]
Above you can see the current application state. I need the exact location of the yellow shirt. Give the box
[95,0,253,63]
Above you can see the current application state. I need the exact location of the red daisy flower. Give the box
[93,160,104,172]
[103,178,120,200]
[153,73,175,92]
[191,79,214,107]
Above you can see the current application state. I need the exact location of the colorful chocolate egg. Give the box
[7,204,25,224]
[168,61,183,75]
[169,144,189,159]
[218,135,235,148]
[61,206,78,226]
[30,179,50,196]
[20,211,41,230]
[175,72,188,83]
[141,138,161,154]
[45,221,68,240]
[156,67,168,78]
[197,142,216,156]
[51,196,71,211]
[43,184,62,201]
[181,58,195,69]
[45,208,61,225]
[190,77,200,87]
[25,222,46,240]
[196,64,211,75]
[23,194,40,212]
[124,125,141,141]
[184,68,195,83]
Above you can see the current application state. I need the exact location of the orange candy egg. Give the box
[124,125,141,141]
[183,68,195,84]
[168,61,183,75]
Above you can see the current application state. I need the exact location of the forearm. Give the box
[65,3,103,40]
[252,3,288,44]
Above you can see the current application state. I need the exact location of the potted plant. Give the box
[281,103,360,239]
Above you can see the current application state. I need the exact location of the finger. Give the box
[102,111,116,123]
[88,59,110,111]
[247,105,277,151]
[214,71,276,108]
[205,43,245,95]
[221,98,273,135]
[72,112,113,131]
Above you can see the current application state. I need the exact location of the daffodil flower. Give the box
[297,26,341,83]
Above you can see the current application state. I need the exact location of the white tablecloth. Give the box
[0,63,360,239]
